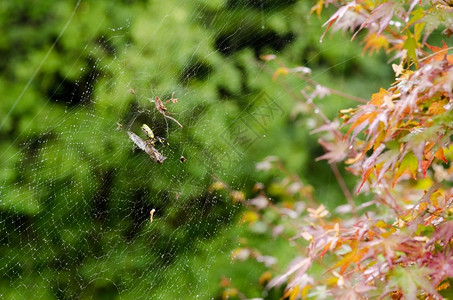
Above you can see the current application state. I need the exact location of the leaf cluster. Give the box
[224,1,453,299]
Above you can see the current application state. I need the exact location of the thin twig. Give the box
[265,57,369,103]
[292,72,368,103]
[419,46,453,62]
[330,162,357,216]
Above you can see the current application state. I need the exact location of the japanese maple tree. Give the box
[221,1,453,299]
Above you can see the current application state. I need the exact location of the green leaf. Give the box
[393,152,417,186]
[415,224,435,236]
[405,7,425,30]
[390,266,440,299]
[403,31,418,68]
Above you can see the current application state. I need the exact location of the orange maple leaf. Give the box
[425,41,453,64]
[363,33,390,54]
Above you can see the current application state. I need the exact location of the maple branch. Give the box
[267,55,369,104]
[300,90,344,143]
[261,62,345,148]
[272,158,317,206]
[420,46,453,62]
[326,88,368,104]
[330,162,357,215]
[382,187,404,216]
[293,73,368,103]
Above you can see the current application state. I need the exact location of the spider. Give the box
[141,124,171,150]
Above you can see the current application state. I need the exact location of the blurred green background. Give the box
[0,0,391,298]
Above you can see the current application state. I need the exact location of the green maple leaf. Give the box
[389,265,440,299]
[403,31,418,68]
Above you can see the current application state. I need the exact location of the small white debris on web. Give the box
[150,209,155,223]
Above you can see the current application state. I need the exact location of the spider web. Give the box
[0,1,388,299]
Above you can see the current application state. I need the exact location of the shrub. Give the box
[224,1,453,299]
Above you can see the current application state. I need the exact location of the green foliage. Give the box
[390,266,439,299]
[223,1,453,299]
[0,0,392,298]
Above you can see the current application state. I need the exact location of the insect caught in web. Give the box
[125,91,183,163]
[127,130,166,164]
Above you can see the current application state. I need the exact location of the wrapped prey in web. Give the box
[127,131,166,164]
